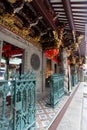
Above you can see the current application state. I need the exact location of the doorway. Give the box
[46,59,51,87]
[46,59,51,78]
[0,41,24,79]
[54,64,57,73]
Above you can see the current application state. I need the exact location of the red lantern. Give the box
[2,44,12,52]
[45,49,59,59]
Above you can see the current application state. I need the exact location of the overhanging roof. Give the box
[50,0,87,34]
[0,0,87,58]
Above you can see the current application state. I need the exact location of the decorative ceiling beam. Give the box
[62,0,76,42]
[32,0,58,32]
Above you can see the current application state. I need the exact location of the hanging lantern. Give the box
[2,44,12,52]
[45,49,59,59]
[2,48,23,58]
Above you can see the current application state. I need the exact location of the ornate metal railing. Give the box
[0,71,36,130]
[0,80,14,130]
[47,74,64,108]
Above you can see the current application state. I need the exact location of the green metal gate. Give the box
[0,72,36,130]
[47,74,64,108]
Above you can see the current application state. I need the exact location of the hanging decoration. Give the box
[78,57,83,65]
[66,48,71,57]
[71,56,76,64]
[8,0,32,4]
[77,35,84,43]
[45,49,59,59]
[53,26,65,49]
[73,42,78,51]
[27,0,32,2]
[53,31,58,41]
[8,0,16,3]
[53,31,61,48]
[56,39,62,48]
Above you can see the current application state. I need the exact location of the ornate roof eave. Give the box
[0,23,42,50]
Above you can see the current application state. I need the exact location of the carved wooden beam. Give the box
[33,0,58,32]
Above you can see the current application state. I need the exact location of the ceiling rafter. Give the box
[71,1,87,4]
[74,23,85,26]
[72,11,87,14]
[73,18,87,21]
[71,6,87,9]
[73,15,87,18]
[50,1,87,5]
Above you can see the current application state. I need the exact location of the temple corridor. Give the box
[35,82,87,130]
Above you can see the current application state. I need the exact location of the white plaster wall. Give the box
[27,44,43,92]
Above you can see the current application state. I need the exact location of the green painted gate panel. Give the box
[47,74,64,108]
[0,71,36,130]
[0,80,14,130]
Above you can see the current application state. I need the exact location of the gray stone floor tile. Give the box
[81,97,87,130]
[56,82,84,130]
